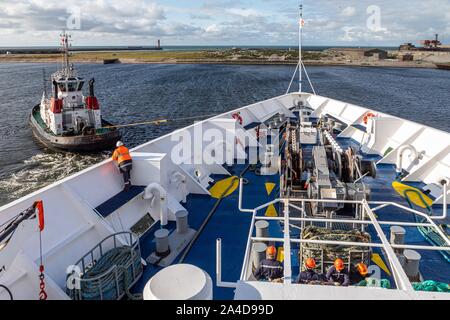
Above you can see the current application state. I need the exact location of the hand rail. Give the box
[433,179,449,220]
[238,178,253,213]
[237,196,450,292]
[216,238,237,288]
[72,232,141,286]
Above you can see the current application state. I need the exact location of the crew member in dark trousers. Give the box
[296,258,323,284]
[326,258,350,287]
[254,246,284,283]
[112,141,133,191]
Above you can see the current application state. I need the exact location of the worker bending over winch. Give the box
[254,246,284,283]
[294,258,369,287]
[296,258,323,284]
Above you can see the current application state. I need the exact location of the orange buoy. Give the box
[232,112,243,125]
[363,112,377,125]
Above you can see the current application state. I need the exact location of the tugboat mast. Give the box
[60,31,72,76]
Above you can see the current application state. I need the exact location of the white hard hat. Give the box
[116,141,124,147]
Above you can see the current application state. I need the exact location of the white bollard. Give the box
[143,264,213,300]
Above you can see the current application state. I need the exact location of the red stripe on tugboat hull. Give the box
[29,105,121,152]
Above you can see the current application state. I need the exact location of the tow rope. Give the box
[34,200,47,300]
[102,113,219,129]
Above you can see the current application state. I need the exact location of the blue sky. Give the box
[0,0,449,46]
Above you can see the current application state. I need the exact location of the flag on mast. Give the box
[299,18,305,28]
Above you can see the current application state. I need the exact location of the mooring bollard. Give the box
[155,228,170,257]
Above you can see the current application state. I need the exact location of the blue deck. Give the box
[114,134,449,298]
[130,164,280,299]
[95,186,145,217]
[339,137,449,284]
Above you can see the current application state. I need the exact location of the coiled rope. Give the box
[68,246,142,300]
[357,278,391,289]
[300,225,372,271]
[412,280,450,293]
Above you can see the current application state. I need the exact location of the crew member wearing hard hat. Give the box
[296,258,323,284]
[350,262,369,285]
[112,141,133,191]
[253,246,284,282]
[326,258,350,287]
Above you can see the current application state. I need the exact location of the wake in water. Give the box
[0,151,109,206]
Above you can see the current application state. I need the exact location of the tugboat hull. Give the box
[30,105,121,152]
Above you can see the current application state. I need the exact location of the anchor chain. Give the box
[39,265,47,300]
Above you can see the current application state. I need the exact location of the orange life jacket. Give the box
[112,146,132,164]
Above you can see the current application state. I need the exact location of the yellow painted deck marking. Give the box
[392,181,433,209]
[209,176,239,199]
[265,182,276,196]
[277,247,284,262]
[265,204,278,217]
[372,253,392,276]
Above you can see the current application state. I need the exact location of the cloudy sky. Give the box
[0,0,449,47]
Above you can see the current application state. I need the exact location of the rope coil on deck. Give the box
[67,246,143,300]
[300,225,372,271]
[412,280,450,293]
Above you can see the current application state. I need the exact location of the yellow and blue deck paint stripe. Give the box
[392,181,433,209]
[264,182,278,217]
[209,176,239,199]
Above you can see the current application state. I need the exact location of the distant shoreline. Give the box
[0,48,443,70]
[0,59,439,69]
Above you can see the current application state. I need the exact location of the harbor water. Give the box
[0,63,449,206]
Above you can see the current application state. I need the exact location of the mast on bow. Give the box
[299,4,304,93]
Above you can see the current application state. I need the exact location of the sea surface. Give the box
[0,63,449,206]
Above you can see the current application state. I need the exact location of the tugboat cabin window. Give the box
[77,81,85,91]
[58,82,67,92]
[67,81,78,92]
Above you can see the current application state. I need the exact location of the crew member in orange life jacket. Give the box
[112,141,133,191]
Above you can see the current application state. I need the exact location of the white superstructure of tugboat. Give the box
[29,32,120,152]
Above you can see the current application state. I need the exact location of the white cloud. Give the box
[0,0,450,46]
[340,6,356,17]
[226,8,262,17]
[205,24,220,33]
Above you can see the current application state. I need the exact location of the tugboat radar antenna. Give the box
[298,3,303,93]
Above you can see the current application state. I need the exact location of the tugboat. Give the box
[29,32,121,152]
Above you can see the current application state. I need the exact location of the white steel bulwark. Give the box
[1,92,449,300]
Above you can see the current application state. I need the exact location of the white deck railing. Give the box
[215,178,450,295]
